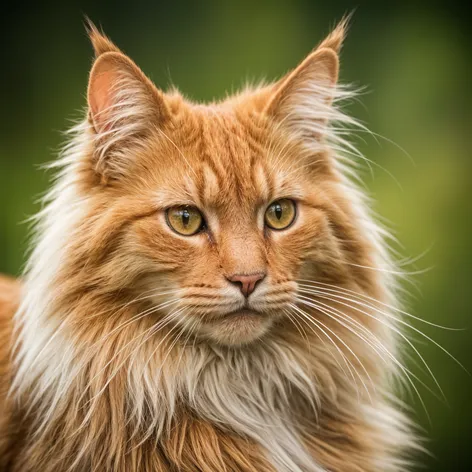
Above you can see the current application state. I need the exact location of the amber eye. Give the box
[166,206,204,236]
[264,199,296,230]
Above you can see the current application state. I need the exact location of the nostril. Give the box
[227,273,266,297]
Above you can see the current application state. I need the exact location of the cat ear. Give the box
[87,52,169,134]
[263,19,348,139]
[86,25,169,181]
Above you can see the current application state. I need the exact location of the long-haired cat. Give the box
[0,18,419,471]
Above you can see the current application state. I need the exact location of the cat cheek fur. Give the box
[1,17,420,472]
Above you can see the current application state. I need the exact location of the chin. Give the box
[198,310,275,346]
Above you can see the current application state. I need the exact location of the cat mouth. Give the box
[223,308,261,318]
[191,306,273,345]
[215,308,268,331]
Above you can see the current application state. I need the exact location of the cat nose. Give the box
[227,273,266,297]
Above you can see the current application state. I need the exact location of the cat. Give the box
[0,18,420,471]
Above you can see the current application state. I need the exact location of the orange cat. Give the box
[0,19,419,471]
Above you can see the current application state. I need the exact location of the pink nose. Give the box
[227,273,266,297]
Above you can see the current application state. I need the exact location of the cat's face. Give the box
[119,110,339,345]
[79,25,377,346]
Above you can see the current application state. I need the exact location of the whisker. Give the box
[297,280,463,331]
[282,308,310,347]
[298,285,467,373]
[25,290,180,377]
[293,303,376,402]
[289,303,369,402]
[286,306,356,397]
[343,262,432,277]
[79,288,180,322]
[297,289,450,405]
[77,305,181,418]
[91,298,180,348]
[295,294,440,416]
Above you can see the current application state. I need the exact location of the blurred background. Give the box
[0,0,470,469]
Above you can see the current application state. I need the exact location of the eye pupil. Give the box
[275,204,282,220]
[182,209,190,226]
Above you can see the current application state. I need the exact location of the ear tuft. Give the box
[84,17,121,57]
[318,14,352,53]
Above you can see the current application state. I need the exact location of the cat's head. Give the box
[63,20,382,346]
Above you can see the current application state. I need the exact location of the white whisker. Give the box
[289,303,370,402]
[297,288,451,407]
[295,293,439,418]
[298,280,463,331]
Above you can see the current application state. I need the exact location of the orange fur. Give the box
[0,18,419,471]
[0,276,21,469]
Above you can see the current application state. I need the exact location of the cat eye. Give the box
[264,199,296,230]
[166,206,204,236]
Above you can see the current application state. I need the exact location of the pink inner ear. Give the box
[89,69,117,132]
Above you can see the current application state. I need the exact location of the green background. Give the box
[1,1,470,470]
